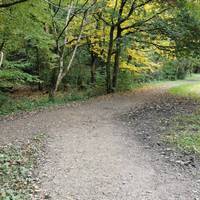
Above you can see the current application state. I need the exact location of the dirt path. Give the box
[0,81,200,199]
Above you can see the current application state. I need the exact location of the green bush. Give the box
[117,70,132,91]
[64,90,89,102]
[117,70,136,91]
[0,92,10,108]
[161,58,194,80]
[0,87,106,116]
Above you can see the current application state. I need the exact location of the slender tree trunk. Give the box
[106,25,115,93]
[49,2,74,100]
[90,53,96,84]
[0,41,5,68]
[54,50,64,93]
[50,22,84,98]
[112,26,122,91]
[0,51,3,68]
[49,47,64,101]
[36,47,43,91]
[49,67,58,101]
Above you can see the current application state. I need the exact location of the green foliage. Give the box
[161,61,184,80]
[0,0,199,108]
[117,70,136,91]
[155,0,200,58]
[161,58,194,80]
[175,1,200,57]
[0,69,40,88]
[3,60,32,70]
[0,0,55,91]
[0,92,9,107]
[0,134,45,200]
[0,87,106,116]
[117,67,161,91]
[0,95,62,116]
[63,89,95,101]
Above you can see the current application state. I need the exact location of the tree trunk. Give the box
[36,47,43,91]
[106,25,115,93]
[49,67,58,101]
[112,27,122,91]
[0,51,3,68]
[90,53,96,84]
[50,24,84,99]
[54,51,64,93]
[48,2,74,100]
[0,41,4,68]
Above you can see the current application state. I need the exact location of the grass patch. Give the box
[0,134,46,200]
[166,112,200,154]
[169,82,200,99]
[0,87,105,116]
[166,78,200,154]
[167,133,200,154]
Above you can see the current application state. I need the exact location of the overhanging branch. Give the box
[0,0,28,8]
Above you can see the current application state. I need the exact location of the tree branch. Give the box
[118,0,136,24]
[0,0,28,8]
[135,39,176,52]
[122,8,169,31]
[57,0,92,41]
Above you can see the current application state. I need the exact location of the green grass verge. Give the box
[166,112,200,154]
[0,87,105,116]
[169,82,200,99]
[167,78,200,154]
[0,134,46,200]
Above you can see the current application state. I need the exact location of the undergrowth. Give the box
[0,87,105,116]
[0,134,46,200]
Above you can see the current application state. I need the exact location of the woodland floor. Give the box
[1,79,200,200]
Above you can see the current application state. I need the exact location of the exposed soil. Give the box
[0,81,200,200]
[123,94,200,173]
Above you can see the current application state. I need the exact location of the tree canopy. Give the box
[0,0,199,99]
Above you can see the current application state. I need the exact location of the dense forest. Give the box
[0,0,200,109]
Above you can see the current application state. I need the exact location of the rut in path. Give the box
[0,81,200,200]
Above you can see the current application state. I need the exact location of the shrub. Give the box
[161,58,194,80]
[0,92,10,107]
[117,70,135,91]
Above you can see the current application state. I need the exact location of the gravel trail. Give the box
[0,81,200,200]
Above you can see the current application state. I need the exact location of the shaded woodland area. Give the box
[0,0,200,111]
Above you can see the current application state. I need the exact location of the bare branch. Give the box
[118,0,136,24]
[0,0,28,8]
[95,13,112,26]
[122,8,169,31]
[57,0,92,41]
[134,0,154,10]
[135,39,176,52]
[53,0,62,17]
